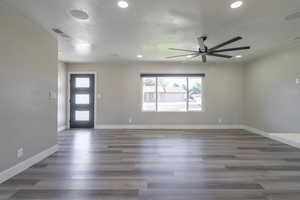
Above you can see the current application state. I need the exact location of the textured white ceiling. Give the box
[5,0,300,63]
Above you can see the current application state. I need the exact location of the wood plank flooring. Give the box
[1,129,300,199]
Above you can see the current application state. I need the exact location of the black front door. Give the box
[70,74,95,128]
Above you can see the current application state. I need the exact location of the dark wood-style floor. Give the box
[1,129,300,200]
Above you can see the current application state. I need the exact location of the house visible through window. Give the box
[142,74,204,112]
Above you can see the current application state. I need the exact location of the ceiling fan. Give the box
[166,36,250,63]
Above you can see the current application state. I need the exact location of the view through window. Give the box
[142,74,204,112]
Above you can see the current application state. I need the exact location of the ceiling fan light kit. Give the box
[167,36,251,63]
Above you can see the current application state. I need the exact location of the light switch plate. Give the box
[296,78,300,84]
[17,148,23,159]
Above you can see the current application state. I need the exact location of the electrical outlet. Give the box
[129,117,133,124]
[17,148,23,159]
[218,118,223,124]
[296,78,300,84]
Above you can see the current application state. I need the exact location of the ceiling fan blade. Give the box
[166,53,198,59]
[209,36,242,51]
[207,53,233,59]
[211,46,250,53]
[168,48,198,53]
[202,55,207,63]
[197,37,206,51]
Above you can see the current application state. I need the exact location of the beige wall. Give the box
[68,62,244,126]
[57,62,67,130]
[0,2,57,172]
[244,44,300,133]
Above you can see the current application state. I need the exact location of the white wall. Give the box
[57,62,67,131]
[68,62,244,127]
[244,44,300,133]
[0,2,57,173]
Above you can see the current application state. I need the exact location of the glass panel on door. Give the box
[75,111,90,121]
[75,94,90,105]
[75,78,90,88]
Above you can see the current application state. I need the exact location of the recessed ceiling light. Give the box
[235,55,243,58]
[230,1,243,9]
[186,55,193,58]
[137,54,143,58]
[75,41,91,54]
[118,1,129,8]
[70,9,89,20]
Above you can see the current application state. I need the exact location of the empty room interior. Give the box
[1,0,300,199]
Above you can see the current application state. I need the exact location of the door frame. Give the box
[67,72,97,129]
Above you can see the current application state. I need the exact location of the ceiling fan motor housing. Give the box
[199,46,208,53]
[201,36,207,41]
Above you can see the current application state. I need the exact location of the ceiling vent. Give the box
[285,12,300,21]
[52,28,70,38]
[70,9,89,20]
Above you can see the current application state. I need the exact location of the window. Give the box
[188,77,203,111]
[158,77,187,112]
[142,77,156,111]
[141,74,204,112]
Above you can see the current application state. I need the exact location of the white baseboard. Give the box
[267,134,300,149]
[241,125,269,137]
[0,145,58,184]
[95,124,244,130]
[57,125,67,132]
[242,125,300,149]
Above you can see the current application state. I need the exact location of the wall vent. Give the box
[52,28,70,38]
